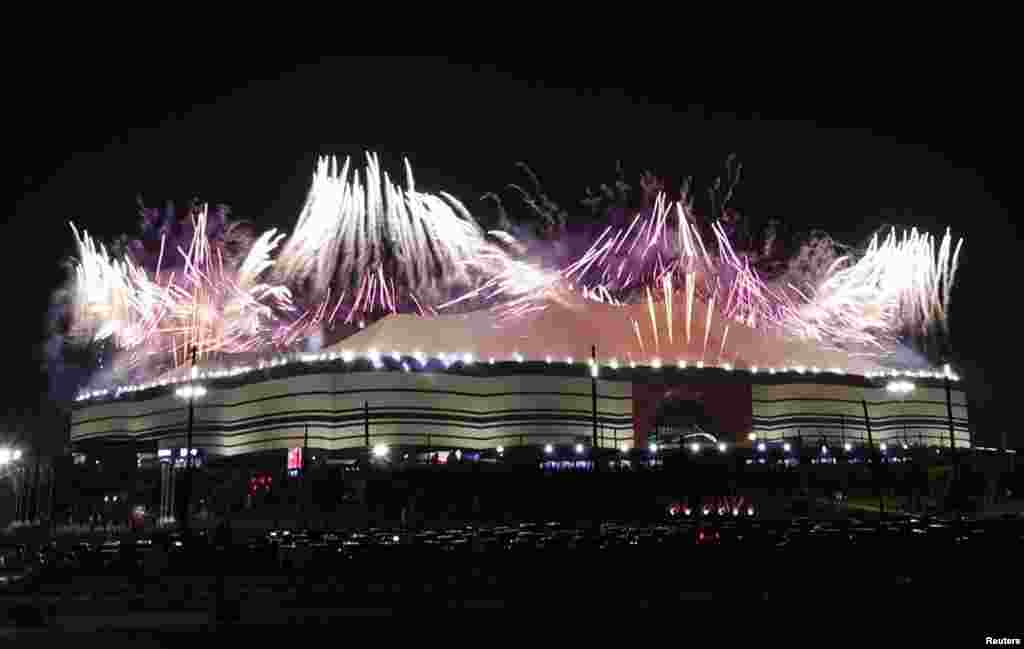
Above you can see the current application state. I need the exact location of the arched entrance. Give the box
[650,398,717,449]
[632,381,752,449]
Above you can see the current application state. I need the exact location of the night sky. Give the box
[8,56,1014,453]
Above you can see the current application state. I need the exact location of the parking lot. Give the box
[1,510,1022,628]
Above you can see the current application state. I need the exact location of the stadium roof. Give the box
[327,291,890,375]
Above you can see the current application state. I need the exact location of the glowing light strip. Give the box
[74,349,955,402]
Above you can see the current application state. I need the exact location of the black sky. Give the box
[9,56,1015,450]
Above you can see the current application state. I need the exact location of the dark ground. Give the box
[2,504,1022,633]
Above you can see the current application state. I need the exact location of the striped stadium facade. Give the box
[70,360,970,456]
[70,366,635,456]
[751,382,970,448]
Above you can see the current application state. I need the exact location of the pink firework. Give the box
[64,153,964,393]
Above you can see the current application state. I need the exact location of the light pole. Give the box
[303,423,310,528]
[841,414,845,453]
[174,346,206,535]
[862,398,882,516]
[943,375,962,517]
[591,345,598,448]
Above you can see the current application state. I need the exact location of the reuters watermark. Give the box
[985,639,1021,646]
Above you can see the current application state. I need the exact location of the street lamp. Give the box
[173,346,206,533]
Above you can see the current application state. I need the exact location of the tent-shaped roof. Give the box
[326,291,887,374]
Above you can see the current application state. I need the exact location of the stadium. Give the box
[71,302,971,455]
[68,299,970,523]
[58,154,970,522]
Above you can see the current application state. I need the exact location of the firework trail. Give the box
[274,154,500,324]
[784,227,962,347]
[483,181,962,369]
[66,208,294,375]
[58,153,964,400]
[662,274,673,345]
[60,154,520,390]
[68,224,151,349]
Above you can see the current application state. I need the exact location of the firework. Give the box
[66,208,294,375]
[58,153,963,401]
[491,192,961,371]
[782,227,962,347]
[274,153,499,322]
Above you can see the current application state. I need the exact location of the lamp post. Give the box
[185,350,196,532]
[861,400,873,452]
[303,423,309,528]
[592,345,599,474]
[841,414,845,453]
[862,398,883,517]
[175,346,206,535]
[943,376,957,453]
[591,345,598,449]
[943,375,962,516]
